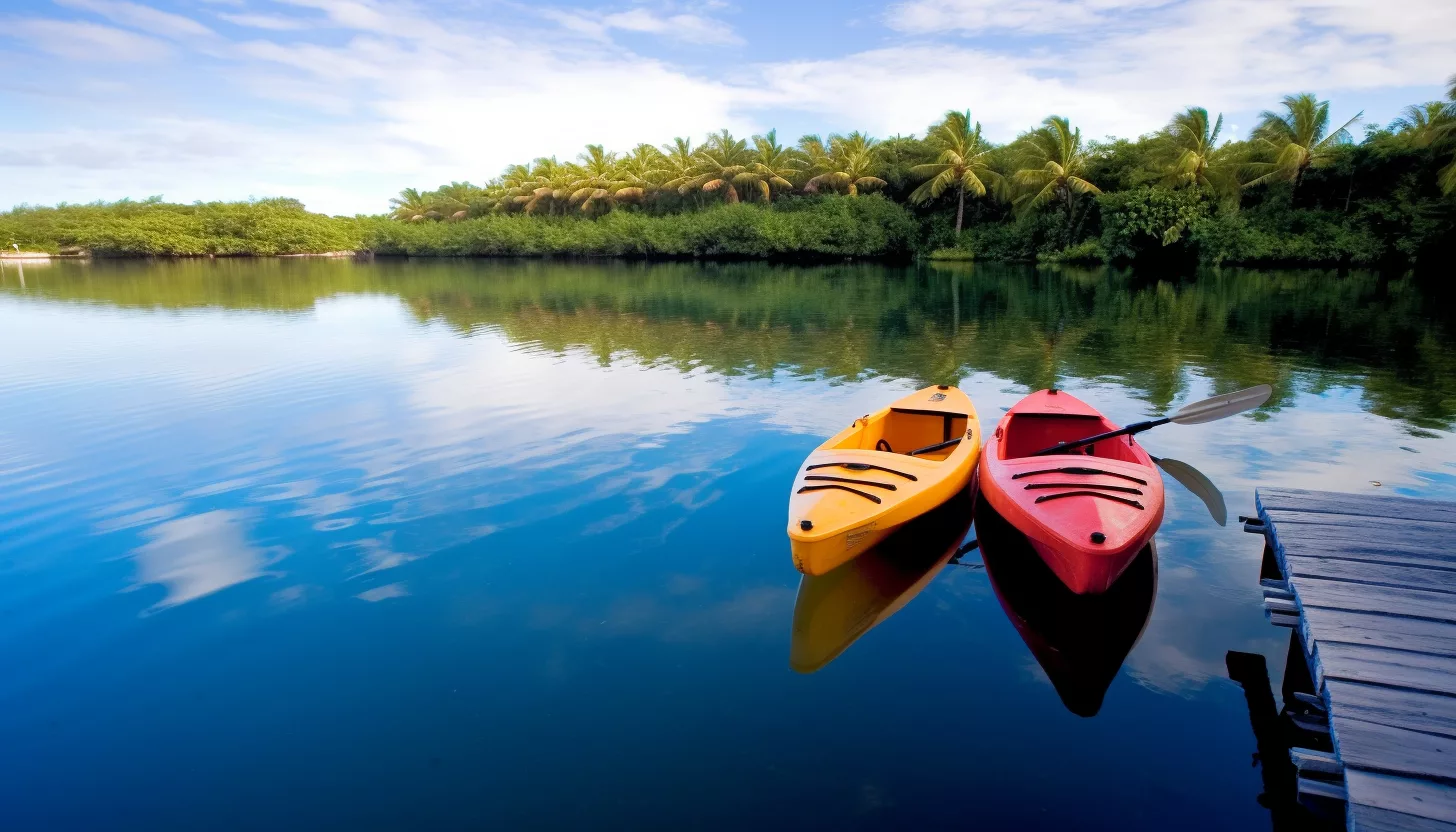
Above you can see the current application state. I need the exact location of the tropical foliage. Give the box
[6,87,1456,267]
[908,110,998,236]
[1247,94,1362,192]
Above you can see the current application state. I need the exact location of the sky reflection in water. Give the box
[0,259,1453,830]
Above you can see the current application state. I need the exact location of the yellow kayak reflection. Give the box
[789,489,974,673]
[978,498,1158,717]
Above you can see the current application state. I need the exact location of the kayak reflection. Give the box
[977,497,1158,717]
[789,489,974,674]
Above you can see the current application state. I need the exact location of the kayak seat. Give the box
[832,407,969,461]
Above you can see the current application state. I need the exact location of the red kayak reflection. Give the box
[977,496,1158,717]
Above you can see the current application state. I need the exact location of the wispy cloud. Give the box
[546,7,742,45]
[216,12,315,31]
[4,18,171,61]
[0,0,1450,214]
[54,0,215,39]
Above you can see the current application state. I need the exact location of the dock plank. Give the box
[1333,716,1456,782]
[1315,642,1456,697]
[1326,680,1456,739]
[1256,487,1456,824]
[1277,538,1456,572]
[1303,608,1456,657]
[1346,769,1456,825]
[1290,578,1456,625]
[1350,803,1456,832]
[1282,556,1456,595]
[1260,489,1456,525]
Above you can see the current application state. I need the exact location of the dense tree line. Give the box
[4,83,1454,266]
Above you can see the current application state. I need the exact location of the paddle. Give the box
[1150,455,1227,526]
[1030,385,1273,457]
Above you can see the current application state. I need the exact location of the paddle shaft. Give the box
[1030,417,1169,456]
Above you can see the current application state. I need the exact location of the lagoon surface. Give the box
[2,259,1454,830]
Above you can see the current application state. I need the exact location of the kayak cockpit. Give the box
[827,407,972,462]
[1000,413,1142,464]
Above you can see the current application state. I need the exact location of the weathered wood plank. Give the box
[1302,607,1456,657]
[1283,556,1456,595]
[1326,680,1456,739]
[1266,514,1456,550]
[1260,489,1456,525]
[1316,642,1456,697]
[1291,578,1456,625]
[1291,747,1343,775]
[1278,538,1456,572]
[1350,803,1456,832]
[1346,768,1456,825]
[1333,716,1456,782]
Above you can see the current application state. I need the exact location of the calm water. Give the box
[2,258,1454,830]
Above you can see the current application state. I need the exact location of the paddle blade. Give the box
[1170,385,1272,425]
[1155,456,1227,526]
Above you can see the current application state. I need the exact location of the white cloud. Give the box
[216,12,314,31]
[54,0,215,39]
[2,0,1451,213]
[4,18,170,62]
[547,7,742,45]
[890,0,1175,34]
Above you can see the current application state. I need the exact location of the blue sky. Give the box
[1,0,1451,215]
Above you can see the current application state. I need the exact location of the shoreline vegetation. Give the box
[4,86,1455,268]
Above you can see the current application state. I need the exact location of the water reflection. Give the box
[0,259,1453,829]
[790,489,973,673]
[5,258,1453,430]
[128,509,280,612]
[979,499,1158,717]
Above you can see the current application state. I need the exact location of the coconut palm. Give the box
[1392,101,1456,148]
[429,181,484,216]
[1155,107,1240,198]
[797,134,832,176]
[512,157,577,215]
[804,132,886,196]
[909,110,999,236]
[1011,116,1101,215]
[1449,73,1456,101]
[567,145,625,213]
[747,129,804,202]
[680,130,753,203]
[389,188,432,221]
[1247,94,1362,194]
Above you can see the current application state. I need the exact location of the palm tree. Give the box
[747,129,804,202]
[512,157,576,215]
[389,187,432,221]
[1155,107,1240,198]
[797,134,832,176]
[429,181,484,217]
[805,132,886,196]
[1392,101,1456,148]
[680,130,753,203]
[909,110,999,236]
[567,144,625,213]
[1010,116,1101,236]
[1247,93,1361,194]
[1449,73,1456,101]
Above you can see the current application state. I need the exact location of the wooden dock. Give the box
[1251,487,1456,831]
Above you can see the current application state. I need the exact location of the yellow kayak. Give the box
[786,384,981,575]
[789,489,973,673]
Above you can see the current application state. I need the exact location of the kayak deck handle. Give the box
[803,474,897,491]
[1011,467,1148,485]
[1033,490,1145,510]
[1022,482,1143,495]
[807,462,918,481]
[796,484,883,504]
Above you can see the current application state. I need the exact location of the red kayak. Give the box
[979,390,1165,594]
